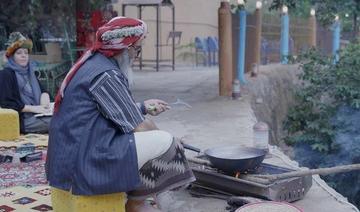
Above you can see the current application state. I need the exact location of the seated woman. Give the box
[0,32,51,134]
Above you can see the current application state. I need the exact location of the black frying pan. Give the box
[183,144,266,174]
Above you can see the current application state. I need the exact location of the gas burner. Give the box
[190,160,312,202]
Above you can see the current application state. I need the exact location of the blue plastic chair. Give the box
[207,37,219,66]
[195,37,208,66]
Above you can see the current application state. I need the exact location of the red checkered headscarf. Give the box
[54,16,147,113]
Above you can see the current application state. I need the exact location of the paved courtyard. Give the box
[131,66,358,212]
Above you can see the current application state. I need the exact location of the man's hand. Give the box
[144,99,170,116]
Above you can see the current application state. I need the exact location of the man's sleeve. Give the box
[89,70,145,133]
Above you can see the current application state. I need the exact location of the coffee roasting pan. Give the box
[182,144,267,174]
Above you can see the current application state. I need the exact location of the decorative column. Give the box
[237,0,247,83]
[280,5,289,64]
[309,8,317,48]
[254,1,263,68]
[218,0,233,96]
[332,15,341,63]
[138,5,143,70]
[156,5,160,71]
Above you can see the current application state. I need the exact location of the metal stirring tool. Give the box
[169,98,192,109]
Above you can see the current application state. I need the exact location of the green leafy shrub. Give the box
[284,41,360,153]
[285,40,360,208]
[175,42,206,64]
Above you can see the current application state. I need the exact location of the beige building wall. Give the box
[113,0,222,65]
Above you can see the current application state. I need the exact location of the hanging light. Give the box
[310,8,316,16]
[282,5,288,14]
[256,1,262,9]
[335,15,339,21]
[345,13,349,18]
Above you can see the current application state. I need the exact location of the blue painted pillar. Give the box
[280,12,289,64]
[237,9,247,83]
[332,20,341,63]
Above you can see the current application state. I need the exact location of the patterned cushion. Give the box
[0,108,20,140]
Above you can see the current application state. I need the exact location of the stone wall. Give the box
[245,64,301,149]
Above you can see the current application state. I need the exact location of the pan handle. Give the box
[182,143,201,153]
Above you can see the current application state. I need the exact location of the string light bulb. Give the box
[310,8,315,16]
[282,5,288,14]
[238,0,245,5]
[256,1,262,9]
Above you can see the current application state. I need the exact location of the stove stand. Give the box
[190,163,312,202]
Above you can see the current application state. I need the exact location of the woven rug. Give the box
[0,185,52,211]
[0,159,47,189]
[0,134,48,148]
[0,134,52,211]
[0,134,48,189]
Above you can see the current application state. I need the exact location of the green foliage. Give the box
[284,41,360,153]
[269,0,298,12]
[313,0,358,27]
[229,0,247,13]
[0,0,76,42]
[270,0,360,33]
[89,0,109,11]
[175,42,206,64]
[0,0,41,34]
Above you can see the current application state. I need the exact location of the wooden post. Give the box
[156,5,160,71]
[280,6,289,64]
[218,1,233,96]
[309,8,317,48]
[244,14,255,75]
[254,1,262,67]
[172,5,175,71]
[138,5,143,70]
